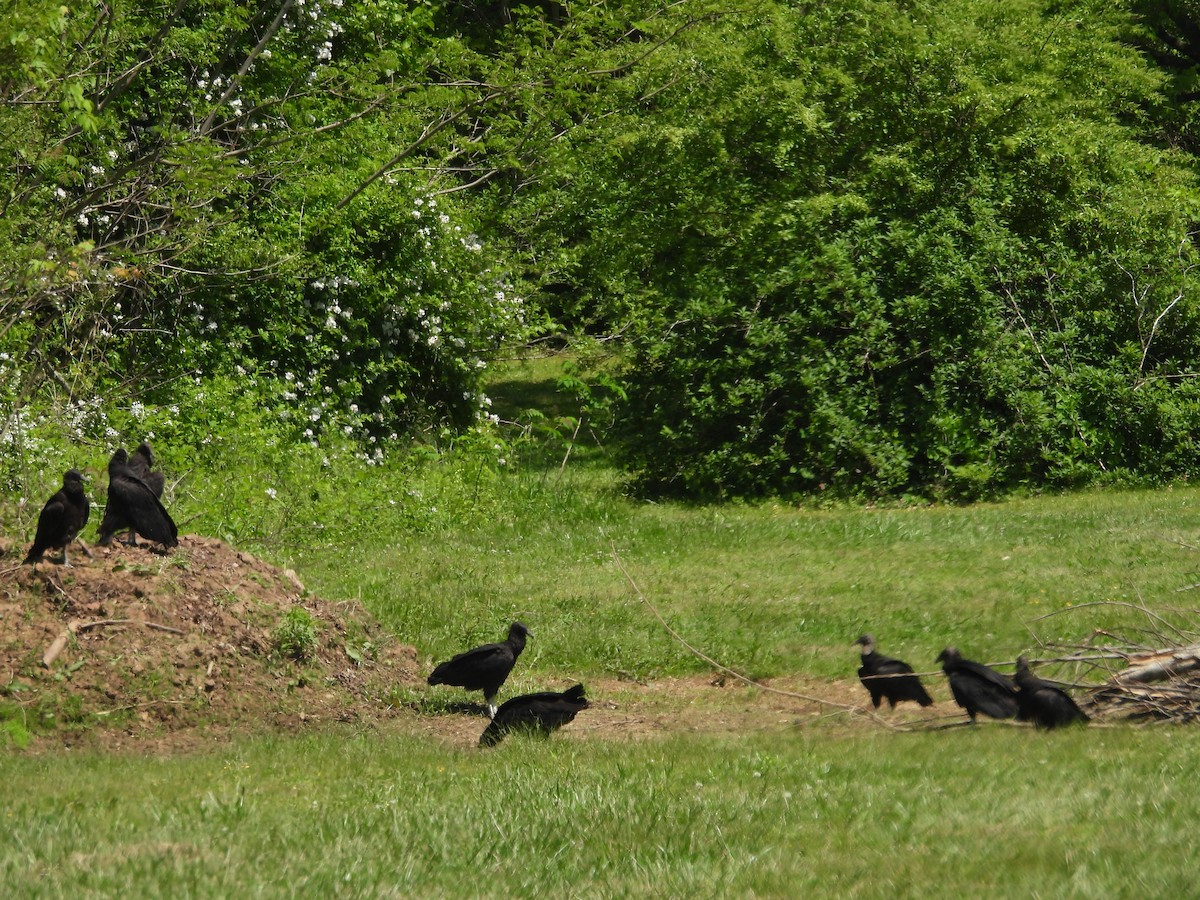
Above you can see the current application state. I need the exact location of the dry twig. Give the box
[610,543,906,730]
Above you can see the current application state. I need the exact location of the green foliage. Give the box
[0,365,524,559]
[1127,0,1200,152]
[0,694,32,749]
[5,0,1200,502]
[503,0,1200,500]
[0,0,543,439]
[271,608,318,662]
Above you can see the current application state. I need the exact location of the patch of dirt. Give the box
[370,671,949,749]
[0,535,948,753]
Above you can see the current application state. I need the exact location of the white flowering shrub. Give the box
[175,180,544,441]
[0,0,544,449]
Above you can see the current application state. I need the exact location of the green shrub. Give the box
[272,608,319,662]
[533,0,1200,499]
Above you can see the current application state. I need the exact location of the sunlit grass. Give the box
[295,478,1200,684]
[3,726,1199,896]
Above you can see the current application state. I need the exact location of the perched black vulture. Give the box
[128,442,165,498]
[427,621,530,716]
[97,448,178,549]
[936,646,1019,723]
[479,683,589,747]
[1014,656,1089,729]
[854,634,934,709]
[24,470,90,567]
[114,442,165,544]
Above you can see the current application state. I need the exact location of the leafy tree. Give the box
[0,0,543,440]
[1127,0,1200,151]
[513,0,1200,499]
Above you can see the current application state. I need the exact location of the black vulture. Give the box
[854,634,934,709]
[479,683,589,747]
[24,470,90,567]
[936,646,1019,723]
[1014,656,1089,729]
[427,621,530,716]
[115,442,165,544]
[128,442,165,498]
[97,448,178,548]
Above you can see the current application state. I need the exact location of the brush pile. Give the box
[1037,602,1200,723]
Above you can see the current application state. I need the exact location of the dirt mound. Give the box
[0,536,420,748]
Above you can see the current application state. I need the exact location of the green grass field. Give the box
[4,725,1200,896]
[298,479,1200,686]
[5,359,1200,896]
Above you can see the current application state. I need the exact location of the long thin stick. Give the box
[610,543,900,727]
[74,619,185,636]
[1033,599,1190,641]
[41,618,186,667]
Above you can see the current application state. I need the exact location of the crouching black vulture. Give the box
[854,634,934,709]
[936,646,1019,723]
[24,470,90,567]
[479,683,589,747]
[427,621,530,717]
[112,441,166,545]
[1014,656,1089,729]
[97,448,178,549]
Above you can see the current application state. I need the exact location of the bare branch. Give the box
[199,0,297,136]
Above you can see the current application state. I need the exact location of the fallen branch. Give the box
[1113,645,1200,685]
[41,618,186,667]
[94,698,189,717]
[610,543,903,730]
[74,618,185,636]
[41,632,71,668]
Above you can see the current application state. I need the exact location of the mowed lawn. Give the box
[3,726,1199,896]
[6,477,1200,896]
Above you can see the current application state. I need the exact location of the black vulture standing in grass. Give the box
[427,621,530,717]
[854,634,934,709]
[1014,656,1089,729]
[24,470,90,567]
[936,646,1019,723]
[479,683,589,747]
[97,448,178,549]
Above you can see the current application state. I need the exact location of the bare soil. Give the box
[0,536,942,753]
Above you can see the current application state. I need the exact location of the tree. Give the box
[1127,0,1200,151]
[0,0,543,437]
[515,0,1200,498]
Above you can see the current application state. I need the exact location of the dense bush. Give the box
[0,0,541,439]
[6,0,1200,504]
[513,0,1200,499]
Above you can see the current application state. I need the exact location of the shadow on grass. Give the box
[487,374,582,424]
[486,358,618,477]
[408,695,492,718]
